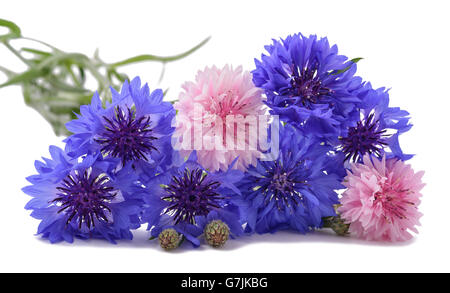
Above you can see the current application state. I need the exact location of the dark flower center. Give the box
[270,172,295,194]
[162,168,223,224]
[259,161,304,211]
[95,106,157,165]
[52,170,116,229]
[340,113,389,162]
[286,64,333,108]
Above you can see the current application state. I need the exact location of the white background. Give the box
[0,0,449,273]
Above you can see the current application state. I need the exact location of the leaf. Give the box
[331,57,363,75]
[0,19,21,42]
[0,52,90,88]
[47,77,90,93]
[22,81,82,136]
[109,36,210,68]
[349,57,363,63]
[0,67,48,88]
[22,82,67,135]
[0,65,14,77]
[37,52,89,68]
[0,20,210,136]
[21,47,52,57]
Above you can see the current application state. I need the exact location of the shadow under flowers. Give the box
[37,227,416,252]
[221,229,416,251]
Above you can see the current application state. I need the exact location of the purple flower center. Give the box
[52,170,116,229]
[96,106,157,165]
[286,64,333,108]
[259,161,304,211]
[162,169,223,224]
[340,113,389,162]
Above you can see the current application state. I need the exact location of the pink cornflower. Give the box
[338,155,425,242]
[173,65,267,171]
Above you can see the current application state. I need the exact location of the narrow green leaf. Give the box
[0,52,92,88]
[21,47,52,57]
[109,36,210,68]
[47,77,90,93]
[1,20,210,136]
[0,68,47,88]
[37,52,89,68]
[331,57,363,75]
[0,65,14,77]
[349,57,363,64]
[0,19,21,42]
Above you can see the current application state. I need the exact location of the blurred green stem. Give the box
[4,41,31,65]
[0,18,209,136]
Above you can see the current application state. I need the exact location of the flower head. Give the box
[158,228,181,250]
[339,83,413,162]
[23,146,141,243]
[140,152,244,247]
[204,220,230,248]
[338,155,424,241]
[238,124,343,234]
[65,77,175,171]
[252,34,363,139]
[173,65,267,172]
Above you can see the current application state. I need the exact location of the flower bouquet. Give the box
[20,33,425,249]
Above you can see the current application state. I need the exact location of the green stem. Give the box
[84,61,109,90]
[3,41,31,65]
[0,65,14,76]
[64,63,82,87]
[21,36,62,52]
[108,36,210,68]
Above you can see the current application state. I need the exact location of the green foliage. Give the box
[0,19,209,136]
[0,19,21,42]
[331,57,363,75]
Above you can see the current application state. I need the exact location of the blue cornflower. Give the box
[23,146,141,244]
[252,33,363,139]
[339,83,413,162]
[65,77,175,171]
[238,124,343,234]
[140,152,244,247]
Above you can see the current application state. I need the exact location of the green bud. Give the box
[158,228,181,250]
[330,216,350,236]
[204,220,229,248]
[323,215,350,236]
